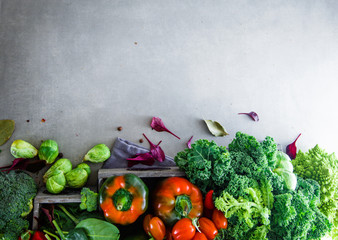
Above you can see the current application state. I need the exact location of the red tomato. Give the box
[192,232,208,240]
[212,209,228,230]
[198,217,218,240]
[172,218,196,240]
[143,214,166,240]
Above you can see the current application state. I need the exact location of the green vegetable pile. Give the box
[0,171,37,240]
[175,132,333,240]
[292,145,338,239]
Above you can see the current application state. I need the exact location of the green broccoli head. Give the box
[0,171,37,240]
[80,187,98,212]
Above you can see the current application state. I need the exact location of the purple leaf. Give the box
[238,111,259,121]
[187,136,193,149]
[151,117,180,139]
[0,158,46,173]
[0,158,29,172]
[126,152,154,161]
[127,152,156,167]
[143,134,165,162]
[41,205,55,229]
[286,133,301,159]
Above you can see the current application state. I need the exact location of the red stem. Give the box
[293,133,302,144]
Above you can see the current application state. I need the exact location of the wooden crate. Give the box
[97,166,185,189]
[32,167,185,230]
[32,186,95,230]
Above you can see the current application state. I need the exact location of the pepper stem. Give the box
[113,188,133,211]
[175,195,192,217]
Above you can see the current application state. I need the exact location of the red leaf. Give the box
[286,133,301,159]
[0,158,29,172]
[187,136,193,149]
[0,158,46,173]
[238,111,259,121]
[127,152,155,167]
[143,134,165,162]
[151,117,180,139]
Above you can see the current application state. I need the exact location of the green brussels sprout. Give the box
[77,163,91,175]
[38,139,59,164]
[65,168,88,188]
[10,139,38,158]
[46,170,66,194]
[43,158,73,183]
[83,144,111,163]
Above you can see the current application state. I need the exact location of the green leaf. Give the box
[65,228,88,240]
[0,120,15,146]
[76,218,120,240]
[204,120,229,137]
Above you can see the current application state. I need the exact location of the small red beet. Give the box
[286,133,301,159]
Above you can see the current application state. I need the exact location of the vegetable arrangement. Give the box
[1,115,337,240]
[175,132,334,239]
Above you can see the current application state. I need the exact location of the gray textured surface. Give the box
[1,0,338,184]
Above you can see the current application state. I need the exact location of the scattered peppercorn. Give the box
[134,42,138,45]
[139,139,143,143]
[117,126,123,131]
[41,118,46,123]
[26,120,30,122]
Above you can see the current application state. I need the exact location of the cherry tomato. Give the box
[192,232,208,240]
[143,214,166,240]
[198,217,218,240]
[212,209,228,230]
[172,218,196,240]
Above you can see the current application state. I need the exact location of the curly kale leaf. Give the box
[174,139,231,194]
[269,177,331,240]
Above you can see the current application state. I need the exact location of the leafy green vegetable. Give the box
[0,119,15,146]
[80,188,98,212]
[10,139,38,158]
[174,139,231,194]
[268,177,331,240]
[65,228,88,240]
[46,169,66,194]
[215,188,270,227]
[83,144,111,163]
[65,168,88,188]
[76,218,120,240]
[0,171,37,240]
[204,120,229,136]
[43,158,72,183]
[292,145,338,238]
[175,131,333,239]
[39,140,59,164]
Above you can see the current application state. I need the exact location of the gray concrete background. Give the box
[1,0,338,184]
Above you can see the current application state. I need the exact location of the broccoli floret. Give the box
[79,187,98,212]
[0,171,37,240]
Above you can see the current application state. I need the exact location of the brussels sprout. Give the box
[38,140,59,164]
[83,144,111,163]
[77,163,91,175]
[65,168,88,188]
[10,140,38,158]
[43,158,73,183]
[46,170,66,194]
